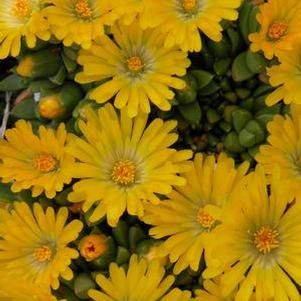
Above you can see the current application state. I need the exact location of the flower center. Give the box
[196,209,215,229]
[33,154,57,173]
[268,22,288,40]
[79,234,108,262]
[127,56,144,72]
[254,226,279,254]
[75,0,93,19]
[34,245,52,263]
[11,0,32,18]
[182,0,197,11]
[111,159,136,186]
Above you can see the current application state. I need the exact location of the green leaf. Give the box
[11,97,37,119]
[224,132,245,153]
[246,49,267,74]
[0,182,16,202]
[0,74,29,92]
[191,70,214,89]
[178,102,202,124]
[238,129,257,148]
[232,109,253,132]
[232,51,255,82]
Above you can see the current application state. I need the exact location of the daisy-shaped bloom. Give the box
[89,255,192,301]
[256,105,301,190]
[45,0,119,49]
[0,0,50,59]
[203,167,299,301]
[0,276,60,301]
[143,153,249,274]
[265,42,301,106]
[115,0,145,25]
[75,20,190,117]
[0,120,74,198]
[140,0,242,52]
[195,277,237,301]
[249,0,301,60]
[0,202,83,289]
[66,104,192,227]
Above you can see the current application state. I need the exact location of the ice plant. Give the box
[143,153,249,274]
[115,0,145,25]
[0,121,74,198]
[89,255,192,301]
[75,20,190,117]
[249,0,301,59]
[45,0,119,49]
[256,105,301,190]
[0,0,50,58]
[140,0,242,52]
[203,168,299,301]
[0,276,59,300]
[265,41,301,106]
[0,202,83,289]
[66,104,192,226]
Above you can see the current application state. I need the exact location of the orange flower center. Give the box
[254,226,279,254]
[34,245,52,262]
[268,22,288,40]
[111,159,136,185]
[75,0,93,18]
[127,56,144,72]
[33,154,57,173]
[11,0,31,18]
[182,0,197,11]
[79,235,108,262]
[196,209,215,229]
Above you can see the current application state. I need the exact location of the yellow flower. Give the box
[195,277,236,301]
[249,0,301,59]
[75,20,190,117]
[0,121,74,198]
[115,0,145,25]
[0,276,62,301]
[256,105,301,190]
[0,202,83,289]
[143,153,249,274]
[203,167,299,301]
[140,0,242,52]
[89,255,192,301]
[265,41,301,106]
[45,0,119,49]
[66,104,192,227]
[0,0,50,59]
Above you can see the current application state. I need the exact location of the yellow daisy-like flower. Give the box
[115,0,145,25]
[0,121,74,198]
[249,0,301,60]
[203,167,299,301]
[89,255,192,301]
[0,276,61,301]
[265,42,301,106]
[66,104,192,227]
[140,0,242,52]
[45,0,119,49]
[256,105,301,190]
[0,0,50,59]
[0,202,83,289]
[75,20,190,117]
[143,153,249,274]
[195,277,236,301]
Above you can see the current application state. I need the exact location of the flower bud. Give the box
[79,234,108,262]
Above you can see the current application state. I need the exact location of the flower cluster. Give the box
[1,0,301,301]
